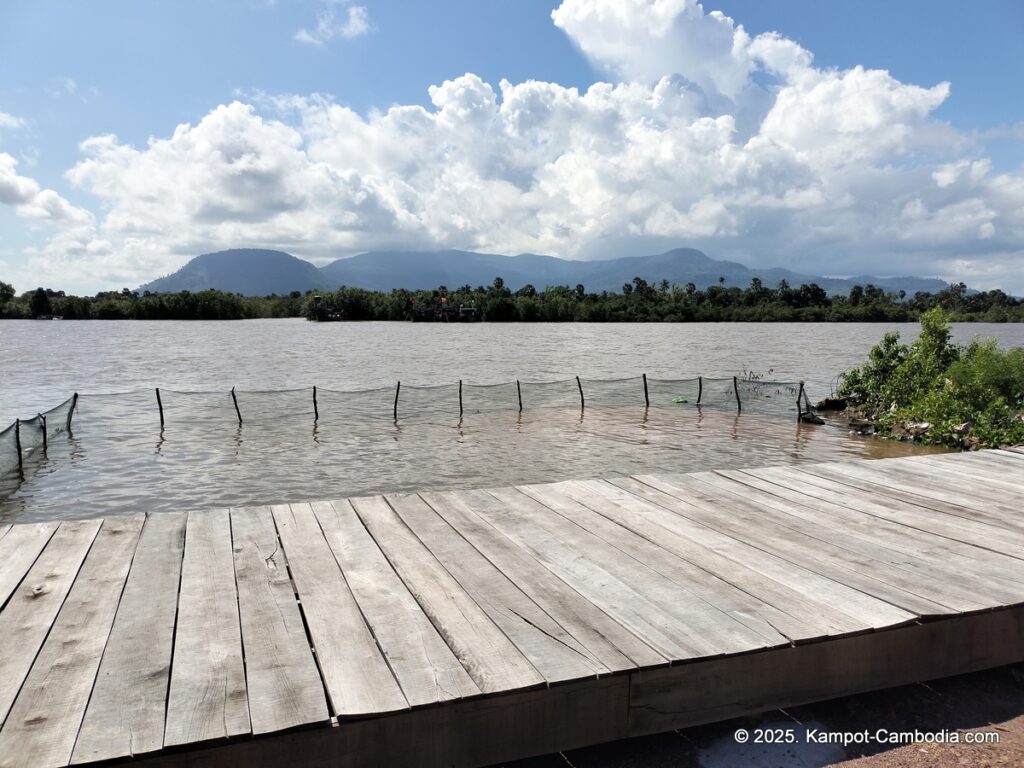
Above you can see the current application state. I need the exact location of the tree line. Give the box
[0,283,304,320]
[1,276,1022,322]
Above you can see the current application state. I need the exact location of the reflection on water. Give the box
[1,399,945,524]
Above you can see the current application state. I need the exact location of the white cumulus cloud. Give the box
[9,0,1024,293]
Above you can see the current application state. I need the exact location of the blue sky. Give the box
[2,1,1023,293]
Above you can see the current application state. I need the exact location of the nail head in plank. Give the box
[164,510,250,747]
[71,512,187,764]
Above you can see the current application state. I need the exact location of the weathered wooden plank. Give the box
[0,520,101,728]
[531,479,911,635]
[164,510,249,747]
[461,486,791,657]
[612,473,961,616]
[796,462,1024,558]
[0,522,59,609]
[699,468,1024,606]
[386,492,607,683]
[875,457,1024,514]
[307,500,478,710]
[722,464,1024,565]
[794,460,1024,535]
[71,513,186,765]
[841,457,1024,516]
[517,481,814,645]
[906,453,1024,496]
[628,606,1024,737]
[0,515,144,768]
[113,674,631,768]
[85,608,1024,768]
[350,495,544,694]
[230,507,330,735]
[418,490,665,671]
[915,450,1024,473]
[995,447,1024,458]
[270,503,414,716]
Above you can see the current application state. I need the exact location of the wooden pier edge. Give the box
[120,606,1024,768]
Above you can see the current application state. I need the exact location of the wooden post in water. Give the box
[14,419,22,472]
[38,414,47,452]
[642,373,649,407]
[66,392,78,431]
[231,387,243,425]
[697,376,703,405]
[459,380,463,418]
[156,388,165,429]
[796,381,805,421]
[576,376,585,410]
[313,386,319,421]
[393,381,401,421]
[516,380,522,413]
[733,375,742,412]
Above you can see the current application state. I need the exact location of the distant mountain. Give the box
[140,249,330,295]
[139,246,953,297]
[320,247,952,296]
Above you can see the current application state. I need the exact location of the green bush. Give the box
[838,307,1024,448]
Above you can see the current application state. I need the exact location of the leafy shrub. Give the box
[837,307,1024,448]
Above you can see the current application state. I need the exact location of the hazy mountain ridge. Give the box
[140,247,953,297]
[140,249,331,295]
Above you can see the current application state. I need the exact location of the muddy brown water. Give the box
[3,320,1014,522]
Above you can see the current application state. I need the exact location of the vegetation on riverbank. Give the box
[0,284,304,320]
[2,276,1023,321]
[837,308,1024,448]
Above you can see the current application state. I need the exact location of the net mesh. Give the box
[1,376,813,500]
[0,396,76,486]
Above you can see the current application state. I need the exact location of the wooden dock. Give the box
[1,449,1023,767]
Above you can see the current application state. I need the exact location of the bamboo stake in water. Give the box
[66,392,78,431]
[516,380,522,412]
[576,375,585,410]
[38,414,47,452]
[796,381,805,421]
[156,387,164,429]
[394,381,401,421]
[642,373,649,407]
[313,386,319,421]
[231,387,243,425]
[14,419,22,472]
[733,375,742,412]
[697,376,703,405]
[459,380,463,418]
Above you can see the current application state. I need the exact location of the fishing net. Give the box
[1,374,816,513]
[0,396,77,489]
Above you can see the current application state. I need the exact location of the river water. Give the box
[2,320,1021,522]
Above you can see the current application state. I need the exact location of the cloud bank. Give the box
[5,0,1024,293]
